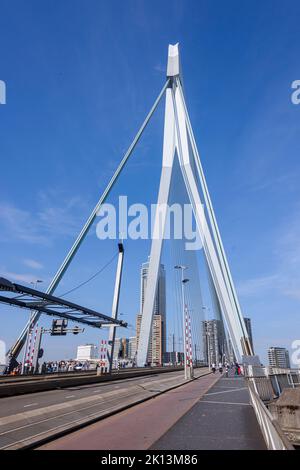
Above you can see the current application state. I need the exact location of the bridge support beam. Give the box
[107,243,125,372]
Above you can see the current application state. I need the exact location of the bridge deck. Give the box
[39,371,266,450]
[152,375,266,450]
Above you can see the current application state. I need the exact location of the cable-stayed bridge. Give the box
[0,44,298,451]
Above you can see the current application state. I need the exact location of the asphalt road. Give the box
[0,372,176,417]
[0,368,209,449]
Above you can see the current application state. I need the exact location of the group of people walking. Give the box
[211,361,242,377]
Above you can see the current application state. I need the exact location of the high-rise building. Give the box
[244,317,254,353]
[202,320,226,365]
[121,338,129,358]
[268,347,291,369]
[113,338,129,359]
[140,261,166,318]
[226,318,253,362]
[76,344,98,361]
[136,260,167,365]
[136,313,164,366]
[128,336,137,360]
[164,351,184,364]
[113,338,121,359]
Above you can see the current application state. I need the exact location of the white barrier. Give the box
[247,381,294,450]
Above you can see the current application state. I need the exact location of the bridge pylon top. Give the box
[167,43,181,78]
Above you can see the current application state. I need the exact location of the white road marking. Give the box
[205,387,247,396]
[65,396,75,399]
[213,385,245,389]
[23,403,38,408]
[0,395,147,450]
[0,388,140,441]
[201,400,251,406]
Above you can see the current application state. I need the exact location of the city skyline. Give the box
[202,319,227,366]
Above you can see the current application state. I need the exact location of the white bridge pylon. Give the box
[136,44,252,367]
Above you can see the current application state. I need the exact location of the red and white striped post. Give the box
[185,308,194,378]
[99,339,108,372]
[29,322,39,370]
[25,330,32,372]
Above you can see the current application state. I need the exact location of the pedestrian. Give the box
[225,364,229,378]
[218,362,223,374]
[211,362,216,373]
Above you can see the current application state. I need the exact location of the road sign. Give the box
[51,319,68,336]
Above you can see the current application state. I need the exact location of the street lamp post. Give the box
[206,331,211,370]
[167,333,174,364]
[175,265,192,380]
[202,306,211,370]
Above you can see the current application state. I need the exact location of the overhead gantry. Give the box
[0,277,127,330]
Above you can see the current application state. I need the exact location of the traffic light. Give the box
[51,319,68,336]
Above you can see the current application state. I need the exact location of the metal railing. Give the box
[247,380,294,450]
[244,365,300,398]
[243,364,300,449]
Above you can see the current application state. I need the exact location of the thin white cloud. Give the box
[154,64,165,73]
[0,191,90,246]
[0,268,38,285]
[273,205,300,300]
[0,203,48,244]
[237,274,279,296]
[23,259,44,270]
[237,205,300,301]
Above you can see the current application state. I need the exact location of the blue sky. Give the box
[0,0,300,364]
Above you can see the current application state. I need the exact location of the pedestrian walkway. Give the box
[151,375,266,450]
